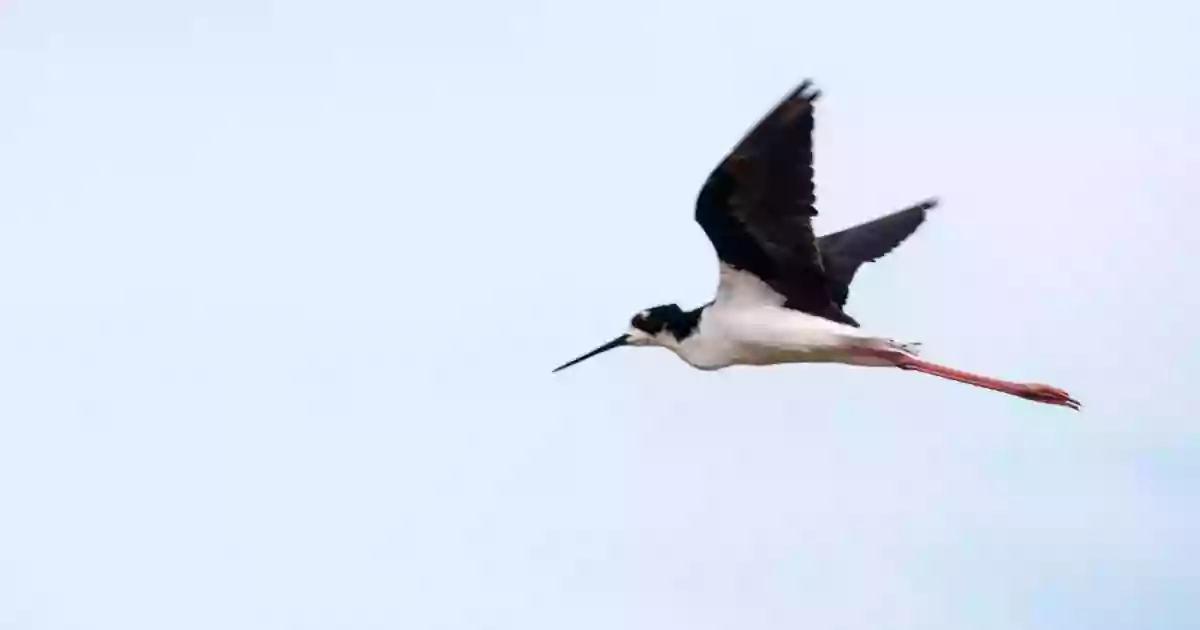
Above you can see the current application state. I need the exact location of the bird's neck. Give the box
[663,305,705,341]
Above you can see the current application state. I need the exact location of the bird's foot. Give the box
[1014,383,1081,410]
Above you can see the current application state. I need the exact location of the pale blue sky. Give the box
[0,0,1196,628]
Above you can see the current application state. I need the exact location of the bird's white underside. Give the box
[656,263,919,370]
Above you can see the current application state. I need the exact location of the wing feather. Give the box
[695,80,854,325]
[818,198,937,307]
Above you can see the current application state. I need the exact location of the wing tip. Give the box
[792,78,821,103]
[913,197,940,212]
[787,78,825,104]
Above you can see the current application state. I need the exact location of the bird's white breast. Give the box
[675,302,877,370]
[667,262,901,370]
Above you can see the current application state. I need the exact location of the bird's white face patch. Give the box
[624,327,656,346]
[624,327,682,353]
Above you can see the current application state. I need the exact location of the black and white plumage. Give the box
[554,79,1079,410]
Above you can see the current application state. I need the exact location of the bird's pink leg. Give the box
[856,349,1081,410]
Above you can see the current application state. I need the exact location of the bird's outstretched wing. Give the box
[694,80,855,325]
[818,198,937,307]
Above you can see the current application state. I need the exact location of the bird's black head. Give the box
[551,303,701,373]
[629,304,700,341]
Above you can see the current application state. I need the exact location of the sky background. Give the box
[0,0,1197,628]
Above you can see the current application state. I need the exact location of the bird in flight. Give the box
[553,79,1079,410]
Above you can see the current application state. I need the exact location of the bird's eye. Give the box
[631,313,662,334]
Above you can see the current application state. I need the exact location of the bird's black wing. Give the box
[817,198,937,307]
[694,80,854,325]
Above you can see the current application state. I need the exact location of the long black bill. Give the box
[551,335,629,373]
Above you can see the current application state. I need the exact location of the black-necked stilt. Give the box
[553,79,1079,410]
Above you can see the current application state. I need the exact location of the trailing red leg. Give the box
[857,349,1080,410]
